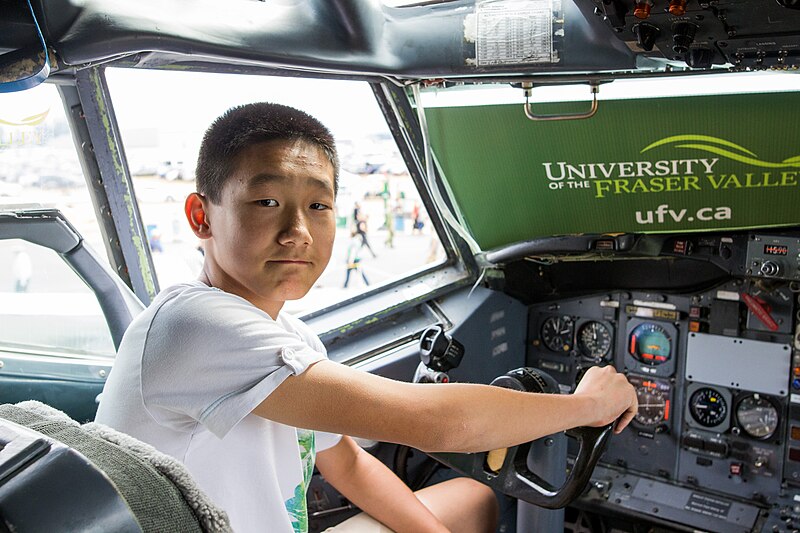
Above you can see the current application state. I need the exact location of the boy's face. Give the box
[200,138,336,316]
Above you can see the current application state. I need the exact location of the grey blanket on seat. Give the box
[0,401,231,533]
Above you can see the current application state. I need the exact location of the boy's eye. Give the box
[310,203,330,211]
[257,199,279,207]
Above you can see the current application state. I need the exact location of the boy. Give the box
[96,103,637,533]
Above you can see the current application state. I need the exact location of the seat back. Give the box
[0,402,231,533]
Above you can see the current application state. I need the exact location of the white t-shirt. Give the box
[96,281,342,533]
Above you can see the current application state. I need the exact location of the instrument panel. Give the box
[527,275,800,532]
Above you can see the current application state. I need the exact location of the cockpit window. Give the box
[106,68,447,315]
[0,83,109,259]
[0,239,116,359]
[418,72,800,250]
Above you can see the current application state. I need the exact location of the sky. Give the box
[0,69,391,142]
[105,68,390,142]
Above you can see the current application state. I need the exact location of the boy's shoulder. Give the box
[150,282,312,338]
[137,281,266,336]
[154,280,222,301]
[152,281,251,315]
[137,281,323,351]
[278,311,324,351]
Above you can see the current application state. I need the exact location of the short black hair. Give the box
[195,102,339,203]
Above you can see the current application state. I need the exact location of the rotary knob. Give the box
[633,22,660,52]
[686,48,715,69]
[760,261,781,277]
[672,22,698,55]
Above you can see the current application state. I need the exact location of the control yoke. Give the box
[415,327,613,509]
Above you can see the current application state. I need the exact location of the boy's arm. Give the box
[254,362,636,453]
[315,436,449,533]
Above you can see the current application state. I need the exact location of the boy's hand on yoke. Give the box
[572,365,638,434]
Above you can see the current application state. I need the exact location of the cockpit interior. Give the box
[2,1,800,532]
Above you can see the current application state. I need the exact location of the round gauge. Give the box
[577,321,612,360]
[735,394,779,440]
[629,323,671,366]
[635,384,667,427]
[689,387,728,428]
[540,316,574,353]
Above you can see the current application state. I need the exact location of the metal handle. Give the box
[523,83,599,122]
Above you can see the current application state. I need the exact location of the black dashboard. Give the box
[518,231,800,532]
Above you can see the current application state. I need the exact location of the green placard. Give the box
[425,92,800,250]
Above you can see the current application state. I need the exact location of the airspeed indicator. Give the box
[577,321,612,360]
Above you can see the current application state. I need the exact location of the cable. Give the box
[411,83,482,256]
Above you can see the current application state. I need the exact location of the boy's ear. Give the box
[185,193,211,239]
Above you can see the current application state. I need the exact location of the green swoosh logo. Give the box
[0,109,49,127]
[641,134,800,168]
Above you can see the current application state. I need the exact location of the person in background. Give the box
[393,195,405,234]
[354,204,377,258]
[411,202,423,235]
[12,246,32,292]
[382,184,395,249]
[343,228,369,288]
[147,224,164,253]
